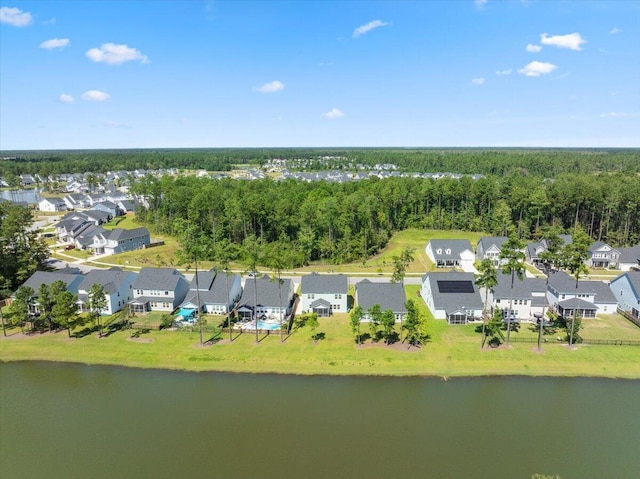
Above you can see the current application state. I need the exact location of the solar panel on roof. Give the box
[437,280,475,294]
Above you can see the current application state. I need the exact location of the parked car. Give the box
[64,244,76,250]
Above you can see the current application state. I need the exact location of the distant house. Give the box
[425,239,475,271]
[610,271,640,320]
[178,269,242,315]
[236,275,295,321]
[355,280,407,322]
[116,199,136,214]
[587,241,620,269]
[616,245,640,272]
[38,197,68,213]
[300,273,349,316]
[420,272,483,324]
[63,194,91,210]
[90,201,119,219]
[91,227,150,255]
[76,268,137,315]
[488,273,548,321]
[526,234,573,268]
[129,268,190,313]
[476,236,509,267]
[547,271,617,319]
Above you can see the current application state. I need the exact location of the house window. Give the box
[446,248,451,254]
[165,291,169,296]
[308,294,314,299]
[436,248,442,254]
[335,294,342,299]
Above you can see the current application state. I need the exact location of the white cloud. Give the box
[526,44,542,53]
[472,77,485,85]
[323,108,344,119]
[59,94,74,103]
[540,32,586,51]
[0,6,33,26]
[86,43,149,65]
[254,80,285,93]
[353,20,388,38]
[474,0,488,7]
[39,38,70,50]
[518,61,557,77]
[609,27,621,34]
[81,90,110,101]
[600,112,629,118]
[495,69,512,76]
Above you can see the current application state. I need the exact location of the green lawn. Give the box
[3,296,640,378]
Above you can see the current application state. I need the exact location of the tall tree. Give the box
[306,312,319,344]
[88,283,107,337]
[214,239,238,343]
[403,299,424,348]
[475,259,498,348]
[243,234,263,343]
[368,304,382,342]
[562,226,591,346]
[350,305,363,345]
[499,234,526,346]
[52,290,80,337]
[8,285,34,334]
[38,283,54,331]
[178,221,207,346]
[380,309,396,345]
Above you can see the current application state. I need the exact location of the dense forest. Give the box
[131,172,640,267]
[1,148,638,178]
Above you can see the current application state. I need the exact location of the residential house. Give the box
[420,272,483,324]
[236,275,295,321]
[90,200,119,219]
[178,269,242,315]
[526,234,573,268]
[300,273,349,316]
[547,271,617,319]
[476,236,509,267]
[425,239,475,270]
[20,174,35,186]
[129,268,190,313]
[76,268,137,315]
[63,194,91,210]
[74,224,108,250]
[487,273,548,321]
[617,245,640,272]
[38,197,68,213]
[609,271,640,320]
[91,227,150,255]
[587,241,620,269]
[355,280,407,322]
[117,199,136,214]
[16,270,84,316]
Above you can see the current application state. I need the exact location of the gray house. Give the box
[300,273,349,316]
[587,241,620,269]
[488,274,548,321]
[609,271,640,320]
[547,271,617,319]
[129,268,190,313]
[420,272,483,324]
[17,270,84,316]
[236,275,294,321]
[355,280,407,322]
[91,227,150,255]
[618,245,640,272]
[76,268,137,315]
[179,269,242,315]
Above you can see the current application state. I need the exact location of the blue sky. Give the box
[1,0,639,149]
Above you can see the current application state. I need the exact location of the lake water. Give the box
[1,362,638,479]
[0,189,42,204]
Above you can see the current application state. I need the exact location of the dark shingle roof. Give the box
[21,271,84,295]
[618,245,640,264]
[78,268,135,294]
[427,239,474,260]
[548,271,616,303]
[478,236,508,253]
[301,273,348,294]
[239,276,292,308]
[106,227,149,242]
[493,273,547,300]
[133,268,186,291]
[356,280,407,313]
[182,271,239,306]
[422,272,483,315]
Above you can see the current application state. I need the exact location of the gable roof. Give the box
[427,239,474,259]
[422,272,483,315]
[181,271,239,307]
[356,280,407,313]
[132,268,186,291]
[104,227,149,242]
[301,273,348,294]
[78,268,135,294]
[618,245,640,264]
[493,273,548,305]
[20,270,84,295]
[239,275,293,308]
[548,271,617,303]
[478,236,509,252]
[611,271,640,299]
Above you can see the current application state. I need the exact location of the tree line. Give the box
[132,171,639,268]
[1,148,638,178]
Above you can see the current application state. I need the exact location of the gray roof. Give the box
[132,268,186,291]
[548,271,617,303]
[612,271,640,298]
[356,280,407,313]
[301,273,348,294]
[104,227,149,242]
[618,245,640,264]
[309,298,332,309]
[182,270,239,306]
[427,239,473,260]
[239,275,293,308]
[494,272,547,300]
[422,272,483,315]
[78,268,135,294]
[558,298,597,310]
[478,236,508,253]
[21,270,84,295]
[526,242,544,259]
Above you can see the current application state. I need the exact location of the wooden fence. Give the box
[617,308,640,329]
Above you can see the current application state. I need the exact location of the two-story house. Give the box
[355,280,407,322]
[76,268,137,315]
[587,241,620,269]
[420,272,483,324]
[547,271,617,319]
[128,268,190,313]
[236,275,295,321]
[487,273,548,321]
[425,239,475,270]
[300,273,349,316]
[178,269,242,315]
[91,227,150,255]
[609,271,640,320]
[476,236,509,267]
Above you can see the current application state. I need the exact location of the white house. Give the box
[129,268,190,313]
[425,239,475,271]
[76,268,137,315]
[617,245,640,272]
[476,236,509,267]
[420,272,483,324]
[91,227,150,255]
[237,275,295,321]
[587,241,620,269]
[38,197,68,213]
[179,269,242,315]
[487,273,548,321]
[547,271,617,319]
[300,273,349,316]
[355,280,407,322]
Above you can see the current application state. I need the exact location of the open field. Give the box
[3,292,640,378]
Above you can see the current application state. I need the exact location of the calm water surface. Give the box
[0,189,42,204]
[1,362,638,479]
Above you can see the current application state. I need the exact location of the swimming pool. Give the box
[240,320,283,331]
